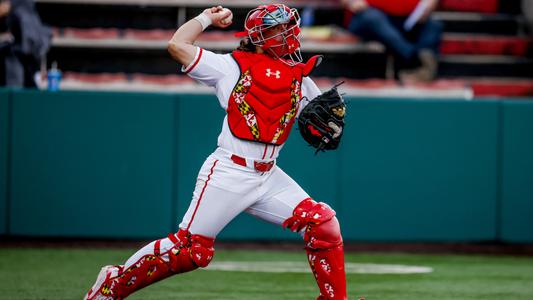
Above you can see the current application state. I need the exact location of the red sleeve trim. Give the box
[184,48,203,74]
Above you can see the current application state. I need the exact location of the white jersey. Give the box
[183,47,322,161]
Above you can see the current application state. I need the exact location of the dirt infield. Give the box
[1,236,533,256]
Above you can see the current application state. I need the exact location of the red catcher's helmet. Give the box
[235,4,302,65]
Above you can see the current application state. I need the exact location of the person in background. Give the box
[1,0,51,88]
[0,0,13,85]
[342,0,443,82]
[523,0,533,34]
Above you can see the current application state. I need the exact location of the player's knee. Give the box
[284,198,343,250]
[283,198,335,231]
[305,216,343,250]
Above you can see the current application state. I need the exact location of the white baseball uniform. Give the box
[177,46,322,238]
[85,7,348,299]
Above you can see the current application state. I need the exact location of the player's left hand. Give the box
[298,83,346,154]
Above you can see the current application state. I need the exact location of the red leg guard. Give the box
[284,199,347,300]
[306,217,347,300]
[93,229,214,299]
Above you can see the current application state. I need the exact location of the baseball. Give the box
[220,8,233,25]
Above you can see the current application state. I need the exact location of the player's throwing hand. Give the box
[200,6,233,28]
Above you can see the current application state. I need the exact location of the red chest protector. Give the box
[228,51,321,145]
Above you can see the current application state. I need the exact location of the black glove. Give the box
[298,83,346,154]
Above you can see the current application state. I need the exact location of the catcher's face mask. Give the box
[235,4,302,66]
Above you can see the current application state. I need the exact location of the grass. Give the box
[1,248,532,299]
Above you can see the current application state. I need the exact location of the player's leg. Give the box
[285,199,346,300]
[246,166,347,300]
[84,156,260,300]
[84,229,215,300]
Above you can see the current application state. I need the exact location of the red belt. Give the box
[231,154,274,172]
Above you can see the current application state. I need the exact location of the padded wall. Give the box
[0,89,9,235]
[9,90,176,238]
[338,98,500,241]
[3,90,533,242]
[500,101,533,242]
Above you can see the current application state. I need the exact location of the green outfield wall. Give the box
[337,99,500,241]
[7,90,176,238]
[500,101,533,242]
[0,90,532,242]
[0,89,9,235]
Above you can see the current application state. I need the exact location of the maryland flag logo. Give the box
[101,284,112,295]
[250,124,260,140]
[325,283,335,298]
[234,83,246,94]
[271,79,301,144]
[147,266,156,277]
[238,102,252,114]
[320,258,332,273]
[231,70,260,140]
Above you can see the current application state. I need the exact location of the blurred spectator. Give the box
[342,0,443,82]
[1,0,51,88]
[0,0,13,85]
[523,0,533,34]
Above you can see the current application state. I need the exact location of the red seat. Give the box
[63,28,119,39]
[471,80,533,97]
[131,74,195,85]
[439,0,498,13]
[123,29,174,41]
[441,36,532,56]
[64,72,127,83]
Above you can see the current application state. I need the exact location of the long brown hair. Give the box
[237,38,256,52]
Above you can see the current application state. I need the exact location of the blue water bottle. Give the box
[47,61,62,91]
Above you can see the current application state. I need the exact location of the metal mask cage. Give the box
[244,5,303,66]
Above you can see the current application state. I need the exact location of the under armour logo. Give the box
[266,69,281,79]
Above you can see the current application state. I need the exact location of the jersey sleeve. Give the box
[182,47,234,87]
[298,76,321,116]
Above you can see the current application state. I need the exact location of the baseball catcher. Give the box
[298,82,346,153]
[84,4,358,300]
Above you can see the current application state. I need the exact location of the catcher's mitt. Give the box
[298,82,346,154]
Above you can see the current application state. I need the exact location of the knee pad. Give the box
[305,215,342,250]
[168,229,215,269]
[283,198,343,250]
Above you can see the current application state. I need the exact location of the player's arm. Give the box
[167,6,232,66]
[299,77,322,116]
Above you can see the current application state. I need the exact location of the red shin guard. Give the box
[307,237,347,299]
[284,199,347,300]
[113,229,214,299]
